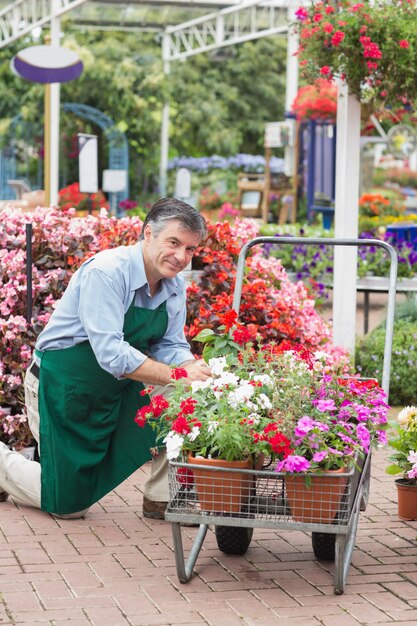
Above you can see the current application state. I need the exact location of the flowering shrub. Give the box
[386,406,417,484]
[1,207,350,448]
[359,192,402,218]
[0,206,144,446]
[136,316,388,471]
[293,0,417,110]
[291,79,337,122]
[186,220,346,367]
[58,183,109,212]
[168,154,283,174]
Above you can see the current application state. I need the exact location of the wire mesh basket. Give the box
[167,456,359,527]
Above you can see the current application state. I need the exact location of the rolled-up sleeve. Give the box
[78,268,146,378]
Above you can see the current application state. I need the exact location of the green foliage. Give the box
[355,316,417,405]
[0,28,287,196]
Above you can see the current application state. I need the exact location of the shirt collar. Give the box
[129,241,180,297]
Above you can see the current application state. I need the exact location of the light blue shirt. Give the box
[36,241,194,378]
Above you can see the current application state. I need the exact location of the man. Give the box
[0,198,211,518]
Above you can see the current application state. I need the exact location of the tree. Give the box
[0,27,287,197]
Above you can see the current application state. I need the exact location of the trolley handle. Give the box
[232,236,398,398]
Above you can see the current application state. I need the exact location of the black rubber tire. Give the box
[215,525,253,555]
[312,532,336,561]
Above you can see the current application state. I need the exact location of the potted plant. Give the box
[136,311,389,516]
[293,0,417,111]
[386,405,417,520]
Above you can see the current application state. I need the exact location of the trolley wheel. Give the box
[312,532,336,561]
[215,525,253,555]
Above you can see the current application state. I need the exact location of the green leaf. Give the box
[386,464,403,476]
[194,329,215,343]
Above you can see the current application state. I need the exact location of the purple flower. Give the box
[277,455,311,472]
[356,424,371,452]
[313,398,337,412]
[294,416,316,436]
[312,450,327,463]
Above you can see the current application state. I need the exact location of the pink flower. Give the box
[313,13,323,22]
[363,42,382,59]
[320,65,332,76]
[277,455,312,473]
[323,22,334,33]
[399,40,410,48]
[331,31,345,46]
[295,7,308,20]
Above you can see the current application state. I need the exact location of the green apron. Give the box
[37,299,168,515]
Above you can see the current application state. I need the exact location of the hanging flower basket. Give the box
[291,79,337,122]
[293,0,417,111]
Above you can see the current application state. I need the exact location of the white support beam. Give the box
[332,81,361,355]
[0,0,88,48]
[164,0,291,61]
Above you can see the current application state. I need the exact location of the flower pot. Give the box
[285,468,348,523]
[396,479,417,521]
[187,454,253,513]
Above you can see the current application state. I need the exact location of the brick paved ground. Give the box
[1,438,417,626]
[1,296,415,625]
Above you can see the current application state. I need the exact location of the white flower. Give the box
[208,356,228,376]
[397,406,417,427]
[227,382,255,408]
[252,373,273,386]
[247,412,261,424]
[207,421,219,434]
[163,432,184,460]
[187,426,200,442]
[191,378,213,393]
[214,371,240,388]
[257,393,272,410]
[314,350,329,361]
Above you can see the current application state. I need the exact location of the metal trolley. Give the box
[166,237,397,595]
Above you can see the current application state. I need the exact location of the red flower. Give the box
[177,467,194,487]
[218,309,238,330]
[150,395,170,417]
[331,31,345,46]
[232,327,254,345]
[171,416,191,435]
[399,40,410,48]
[320,65,332,76]
[171,368,188,380]
[134,405,153,427]
[179,397,197,415]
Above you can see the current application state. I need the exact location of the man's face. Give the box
[142,219,202,283]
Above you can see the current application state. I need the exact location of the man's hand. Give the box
[181,358,212,383]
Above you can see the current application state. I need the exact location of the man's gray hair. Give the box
[139,197,207,241]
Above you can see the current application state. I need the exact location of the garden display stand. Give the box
[166,237,397,595]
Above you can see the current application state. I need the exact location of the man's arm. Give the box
[125,356,211,385]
